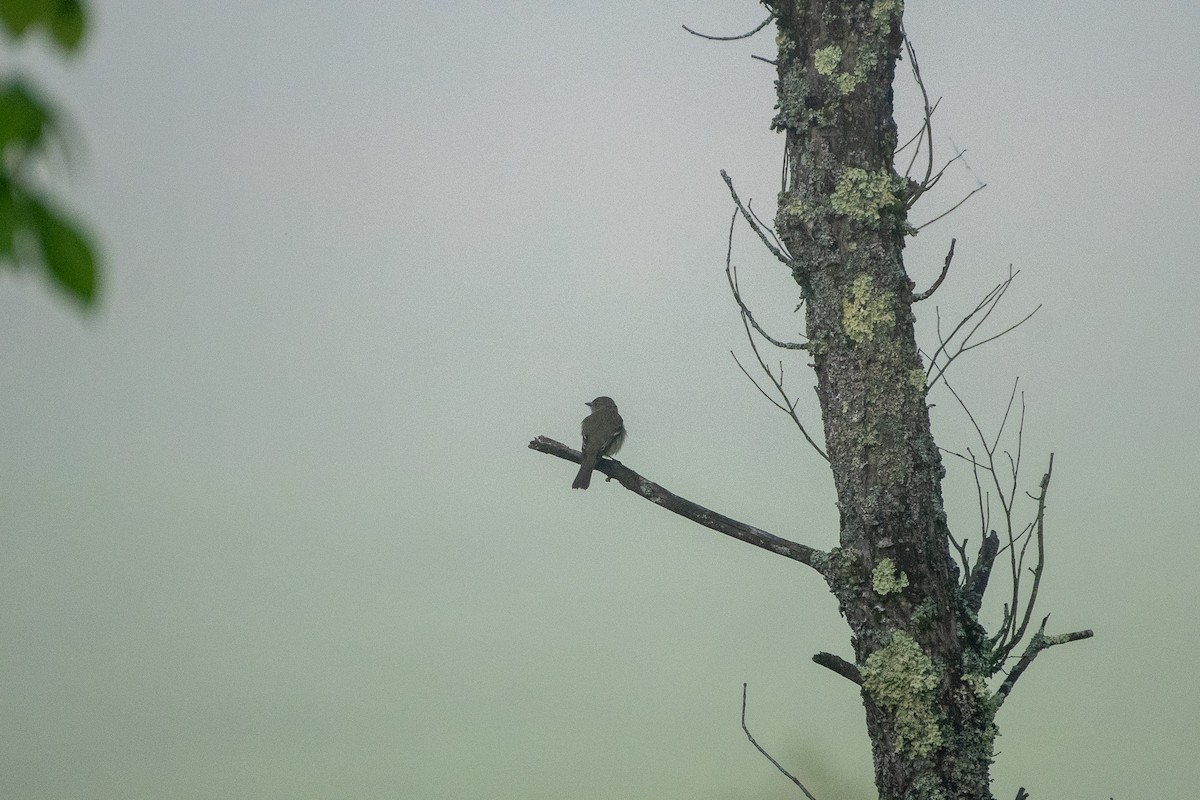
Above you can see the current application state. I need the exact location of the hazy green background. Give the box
[3,2,1197,798]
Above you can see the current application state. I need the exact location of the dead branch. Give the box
[924,267,1039,392]
[963,530,999,615]
[528,436,827,573]
[741,684,820,800]
[897,27,991,228]
[746,198,790,257]
[901,27,936,198]
[812,652,862,685]
[683,15,773,42]
[895,97,941,157]
[940,371,1064,674]
[995,454,1052,663]
[917,147,967,197]
[913,238,955,302]
[993,615,1094,708]
[914,183,987,231]
[731,312,828,461]
[721,169,800,263]
[724,210,807,350]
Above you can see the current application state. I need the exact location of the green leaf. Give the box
[0,177,15,260]
[27,195,98,304]
[0,0,87,52]
[0,80,52,149]
[0,0,54,37]
[49,0,85,52]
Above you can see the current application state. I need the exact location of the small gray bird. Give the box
[572,396,625,489]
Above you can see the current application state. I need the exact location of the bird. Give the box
[572,396,625,489]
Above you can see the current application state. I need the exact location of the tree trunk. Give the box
[766,2,997,797]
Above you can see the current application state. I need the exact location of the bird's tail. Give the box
[571,462,592,490]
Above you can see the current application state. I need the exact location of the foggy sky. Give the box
[2,3,1198,798]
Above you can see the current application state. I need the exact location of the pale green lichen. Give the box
[842,274,894,344]
[831,167,901,222]
[909,367,927,393]
[871,0,904,26]
[782,193,805,218]
[813,43,873,95]
[814,45,842,76]
[834,70,861,95]
[962,672,991,703]
[811,41,878,95]
[837,48,878,95]
[862,631,943,758]
[872,558,910,595]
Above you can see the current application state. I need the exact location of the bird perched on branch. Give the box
[572,396,625,489]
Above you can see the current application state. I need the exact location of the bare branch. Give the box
[897,28,990,230]
[728,267,806,350]
[812,652,863,685]
[942,368,1063,673]
[895,97,941,156]
[924,268,1037,393]
[917,147,967,198]
[741,684,820,800]
[963,530,999,615]
[721,169,799,264]
[995,455,1053,663]
[993,615,1094,708]
[724,210,807,350]
[733,313,829,461]
[1014,789,1029,800]
[528,436,828,573]
[913,238,955,302]
[900,28,936,195]
[959,303,1041,358]
[914,183,987,231]
[947,527,970,579]
[747,198,790,258]
[683,15,773,42]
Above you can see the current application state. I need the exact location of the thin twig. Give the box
[728,266,806,350]
[917,148,967,198]
[741,684,820,800]
[683,15,773,41]
[901,27,936,195]
[993,615,1094,707]
[721,169,799,264]
[724,208,807,350]
[960,303,1041,358]
[996,455,1053,663]
[896,97,941,156]
[746,198,789,258]
[924,268,1036,392]
[732,313,828,461]
[913,238,955,301]
[914,183,987,230]
[941,367,1063,673]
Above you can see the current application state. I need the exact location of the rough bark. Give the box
[764,2,996,797]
